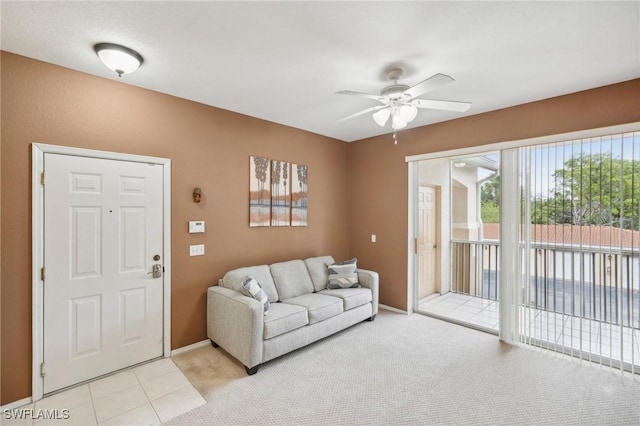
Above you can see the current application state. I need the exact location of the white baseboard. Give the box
[379,304,409,314]
[1,396,32,411]
[171,339,210,356]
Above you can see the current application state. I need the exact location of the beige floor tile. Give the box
[171,345,246,401]
[133,358,178,384]
[93,385,148,423]
[89,371,138,401]
[34,401,96,426]
[98,403,160,426]
[36,385,91,411]
[141,370,191,401]
[150,386,205,423]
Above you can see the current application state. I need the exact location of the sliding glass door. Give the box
[411,128,640,374]
[511,132,640,373]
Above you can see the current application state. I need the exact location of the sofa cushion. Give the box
[270,260,315,300]
[263,302,308,340]
[304,256,335,292]
[319,288,372,311]
[327,258,360,289]
[283,293,343,324]
[242,276,270,315]
[221,265,279,302]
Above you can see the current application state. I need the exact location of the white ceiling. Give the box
[2,1,639,142]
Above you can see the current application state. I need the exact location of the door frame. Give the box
[31,143,172,401]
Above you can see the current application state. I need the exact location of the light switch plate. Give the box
[189,221,205,233]
[190,244,205,256]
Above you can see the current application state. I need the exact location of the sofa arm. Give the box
[357,269,379,316]
[207,286,264,369]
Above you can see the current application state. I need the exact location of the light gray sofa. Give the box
[207,256,379,375]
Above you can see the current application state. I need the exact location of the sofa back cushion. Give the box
[221,265,279,302]
[270,260,314,300]
[304,256,335,292]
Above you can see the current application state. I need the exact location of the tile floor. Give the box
[419,292,640,368]
[3,358,206,425]
[419,292,500,331]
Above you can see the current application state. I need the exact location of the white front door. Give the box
[418,186,438,298]
[43,153,164,393]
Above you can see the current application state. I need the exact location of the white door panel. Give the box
[43,153,164,393]
[419,186,438,298]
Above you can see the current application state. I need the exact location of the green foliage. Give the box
[480,175,501,223]
[481,175,501,205]
[477,153,639,229]
[532,153,639,230]
[481,200,500,223]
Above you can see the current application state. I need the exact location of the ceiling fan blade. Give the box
[404,73,454,99]
[335,90,384,102]
[413,99,472,112]
[336,105,388,122]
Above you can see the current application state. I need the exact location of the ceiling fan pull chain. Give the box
[393,130,398,145]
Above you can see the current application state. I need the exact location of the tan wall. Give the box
[347,78,640,312]
[0,52,350,404]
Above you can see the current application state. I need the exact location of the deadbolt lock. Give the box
[153,254,161,261]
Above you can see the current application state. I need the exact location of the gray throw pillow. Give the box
[327,258,360,289]
[242,276,270,315]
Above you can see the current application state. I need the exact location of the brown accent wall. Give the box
[0,52,350,404]
[347,79,640,312]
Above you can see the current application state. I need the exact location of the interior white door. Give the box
[43,153,164,393]
[418,186,437,298]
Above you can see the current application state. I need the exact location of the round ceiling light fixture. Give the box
[94,43,143,77]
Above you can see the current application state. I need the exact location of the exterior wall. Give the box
[347,78,640,312]
[0,52,350,404]
[451,166,481,241]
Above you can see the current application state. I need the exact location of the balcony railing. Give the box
[451,240,640,329]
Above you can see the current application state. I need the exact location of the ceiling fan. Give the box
[336,68,472,137]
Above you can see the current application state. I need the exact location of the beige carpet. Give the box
[169,310,640,425]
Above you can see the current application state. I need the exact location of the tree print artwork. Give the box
[249,156,307,227]
[291,163,308,226]
[249,156,271,227]
[271,160,291,226]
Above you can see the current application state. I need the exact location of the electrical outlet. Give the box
[189,244,205,256]
[371,234,377,243]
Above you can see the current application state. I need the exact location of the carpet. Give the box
[169,310,640,425]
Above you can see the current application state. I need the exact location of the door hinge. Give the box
[41,172,45,185]
[40,363,46,377]
[41,267,45,281]
[414,238,418,255]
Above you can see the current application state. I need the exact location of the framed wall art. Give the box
[249,156,271,227]
[249,156,307,227]
[271,160,291,226]
[291,163,308,227]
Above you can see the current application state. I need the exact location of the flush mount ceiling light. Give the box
[94,43,143,77]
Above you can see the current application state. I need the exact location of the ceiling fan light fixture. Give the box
[94,43,143,77]
[397,103,418,123]
[391,115,408,130]
[372,108,391,127]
